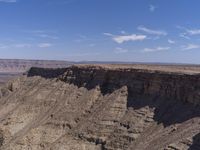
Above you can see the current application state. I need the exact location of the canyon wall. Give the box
[0,65,199,150]
[29,65,200,106]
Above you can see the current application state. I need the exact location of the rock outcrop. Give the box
[0,64,200,150]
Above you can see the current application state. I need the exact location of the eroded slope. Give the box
[0,65,200,150]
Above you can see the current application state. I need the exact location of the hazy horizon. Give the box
[0,0,200,64]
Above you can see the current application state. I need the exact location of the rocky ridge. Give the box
[0,64,200,150]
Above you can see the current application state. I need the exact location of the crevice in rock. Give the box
[0,130,4,147]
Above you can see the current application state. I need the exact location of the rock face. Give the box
[0,65,200,150]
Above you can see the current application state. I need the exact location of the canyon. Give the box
[0,59,73,86]
[0,64,200,149]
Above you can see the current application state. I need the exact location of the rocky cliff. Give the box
[0,64,200,150]
[28,65,200,106]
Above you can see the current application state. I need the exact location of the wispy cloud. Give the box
[23,30,59,40]
[177,26,200,39]
[104,33,146,44]
[138,26,167,36]
[74,34,90,43]
[103,33,113,36]
[0,43,31,49]
[38,43,52,48]
[0,0,17,3]
[37,34,59,40]
[14,44,32,48]
[120,30,126,34]
[143,47,170,52]
[114,47,128,54]
[186,29,200,35]
[179,33,190,40]
[168,39,175,44]
[149,4,157,12]
[113,34,146,44]
[182,44,200,50]
[48,0,77,5]
[24,30,47,34]
[0,42,54,49]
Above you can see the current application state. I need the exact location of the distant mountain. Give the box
[0,59,74,86]
[0,59,74,73]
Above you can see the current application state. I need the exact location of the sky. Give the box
[0,0,200,64]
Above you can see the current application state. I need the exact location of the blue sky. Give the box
[0,0,200,63]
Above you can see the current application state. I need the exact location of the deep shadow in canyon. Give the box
[189,133,200,150]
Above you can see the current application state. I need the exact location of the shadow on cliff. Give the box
[189,133,200,150]
[27,67,68,78]
[0,130,4,147]
[127,90,200,127]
